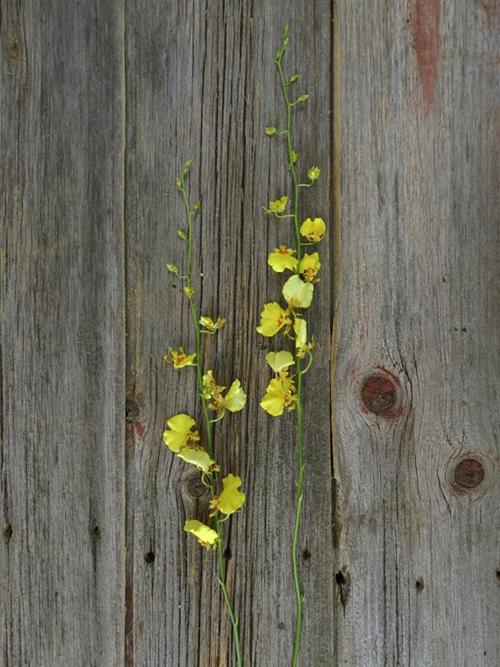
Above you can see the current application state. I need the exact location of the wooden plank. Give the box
[0,2,126,665]
[333,1,500,665]
[124,1,335,664]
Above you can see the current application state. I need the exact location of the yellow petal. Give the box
[265,351,295,373]
[268,247,298,273]
[300,217,326,242]
[256,302,290,337]
[184,519,219,549]
[210,474,245,516]
[260,377,295,417]
[176,446,216,473]
[282,275,314,309]
[224,379,247,412]
[163,414,198,452]
[294,318,307,348]
[298,252,321,282]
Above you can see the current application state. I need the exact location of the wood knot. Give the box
[360,369,402,418]
[186,474,208,499]
[125,398,141,423]
[453,458,485,490]
[7,34,21,63]
[3,522,13,541]
[335,568,351,610]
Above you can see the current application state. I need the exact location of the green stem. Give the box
[179,171,243,667]
[276,44,305,667]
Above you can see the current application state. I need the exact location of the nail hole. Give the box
[144,551,155,564]
[416,577,425,592]
[335,571,346,585]
[224,546,232,560]
[302,549,312,561]
[3,522,13,540]
[495,569,500,581]
[91,525,101,540]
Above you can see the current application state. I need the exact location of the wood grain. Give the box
[124,1,334,665]
[1,0,498,665]
[0,1,126,665]
[332,1,500,665]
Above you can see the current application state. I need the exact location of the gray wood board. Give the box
[124,1,334,665]
[332,1,500,666]
[1,0,498,666]
[0,1,126,666]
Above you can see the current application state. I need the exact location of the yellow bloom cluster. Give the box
[257,191,325,417]
[202,371,247,419]
[163,414,218,473]
[165,161,247,556]
[163,410,246,548]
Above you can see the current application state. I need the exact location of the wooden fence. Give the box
[1,1,498,665]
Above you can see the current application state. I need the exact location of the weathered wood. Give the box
[124,2,334,665]
[0,2,126,665]
[2,1,499,665]
[332,1,500,665]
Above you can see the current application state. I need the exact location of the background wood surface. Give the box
[1,1,498,666]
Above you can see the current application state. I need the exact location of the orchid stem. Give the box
[276,28,306,667]
[179,169,243,667]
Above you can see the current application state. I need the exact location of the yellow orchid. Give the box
[256,302,292,337]
[300,217,326,242]
[307,166,321,181]
[266,195,288,214]
[209,474,245,516]
[268,246,298,273]
[266,351,295,374]
[199,316,225,333]
[184,519,219,549]
[163,346,196,369]
[260,377,297,417]
[203,372,246,418]
[163,414,200,451]
[298,252,321,283]
[202,370,225,400]
[282,274,314,309]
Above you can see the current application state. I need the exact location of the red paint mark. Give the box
[412,0,440,114]
[133,421,145,438]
